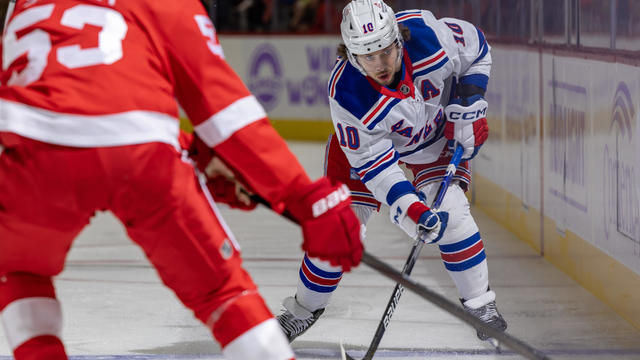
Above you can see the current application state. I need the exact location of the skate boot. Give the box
[277,296,325,342]
[461,290,507,341]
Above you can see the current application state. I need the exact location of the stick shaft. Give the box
[361,145,464,359]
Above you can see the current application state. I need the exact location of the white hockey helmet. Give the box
[340,0,402,73]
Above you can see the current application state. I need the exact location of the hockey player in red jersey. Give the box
[0,1,362,359]
[277,0,506,345]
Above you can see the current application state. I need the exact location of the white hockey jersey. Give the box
[327,9,491,206]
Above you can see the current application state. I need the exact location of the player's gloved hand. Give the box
[444,94,489,161]
[186,132,257,210]
[389,193,449,243]
[206,175,257,210]
[284,177,363,271]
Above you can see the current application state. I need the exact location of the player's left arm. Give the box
[153,2,363,271]
[180,131,257,211]
[158,1,313,205]
[438,18,490,160]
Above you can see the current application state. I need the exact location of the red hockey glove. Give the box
[284,177,363,272]
[206,175,257,210]
[186,133,257,210]
[444,95,489,161]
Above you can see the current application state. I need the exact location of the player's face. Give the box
[356,44,401,86]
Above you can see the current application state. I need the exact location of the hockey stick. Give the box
[340,252,552,360]
[343,144,465,360]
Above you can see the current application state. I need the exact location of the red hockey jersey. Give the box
[0,0,310,205]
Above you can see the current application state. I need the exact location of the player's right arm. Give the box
[329,97,447,244]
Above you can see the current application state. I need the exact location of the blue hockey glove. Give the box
[390,193,449,244]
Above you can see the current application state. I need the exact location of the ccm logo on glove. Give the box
[312,184,350,217]
[446,105,487,121]
[444,95,489,161]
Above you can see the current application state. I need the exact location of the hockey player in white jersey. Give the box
[278,0,507,344]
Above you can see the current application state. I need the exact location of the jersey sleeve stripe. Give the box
[385,180,416,206]
[395,10,422,21]
[366,98,402,130]
[459,74,488,89]
[412,49,446,71]
[355,147,394,176]
[355,148,399,183]
[396,13,423,22]
[194,95,266,147]
[412,55,449,78]
[472,27,489,65]
[362,96,392,126]
[328,60,348,98]
[0,99,180,148]
[396,10,422,16]
[360,151,398,183]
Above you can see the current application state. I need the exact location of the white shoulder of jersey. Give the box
[433,15,491,78]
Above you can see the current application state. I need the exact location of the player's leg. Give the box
[276,135,378,342]
[109,143,293,360]
[0,273,65,360]
[277,203,373,342]
[417,179,507,339]
[0,134,98,360]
